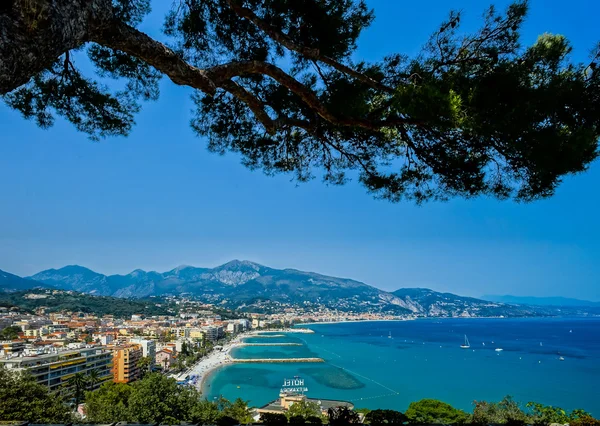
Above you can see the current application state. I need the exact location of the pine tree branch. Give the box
[92,21,420,134]
[90,18,217,95]
[224,0,395,94]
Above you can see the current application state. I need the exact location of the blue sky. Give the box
[1,0,599,300]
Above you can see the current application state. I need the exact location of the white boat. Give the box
[559,356,565,361]
[495,348,503,352]
[388,331,392,339]
[460,335,470,349]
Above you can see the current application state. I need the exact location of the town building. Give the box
[0,346,112,394]
[257,393,354,418]
[112,343,143,383]
[0,340,26,357]
[202,325,224,342]
[155,348,175,370]
[130,338,156,364]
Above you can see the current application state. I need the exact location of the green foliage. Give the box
[126,372,199,424]
[290,415,307,425]
[0,366,72,423]
[306,415,324,425]
[68,372,89,408]
[137,356,153,377]
[365,409,408,425]
[189,399,222,425]
[328,406,361,426]
[5,0,599,203]
[86,369,101,390]
[219,397,255,424]
[217,415,242,426]
[4,57,138,141]
[0,325,22,339]
[570,416,600,426]
[86,376,253,425]
[262,412,290,426]
[405,399,469,424]
[0,289,172,318]
[526,401,591,426]
[85,382,135,423]
[286,400,323,420]
[472,396,528,425]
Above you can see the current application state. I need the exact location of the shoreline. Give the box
[191,330,304,394]
[188,337,240,394]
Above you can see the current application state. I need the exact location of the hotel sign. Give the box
[280,377,308,394]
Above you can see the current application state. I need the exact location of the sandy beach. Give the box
[189,338,238,393]
[185,329,318,393]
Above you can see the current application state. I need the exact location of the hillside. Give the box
[0,289,175,318]
[391,288,544,317]
[0,260,592,318]
[0,269,49,292]
[29,260,412,315]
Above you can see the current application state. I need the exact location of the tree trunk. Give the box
[0,0,112,94]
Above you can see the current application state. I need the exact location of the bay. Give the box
[203,318,600,415]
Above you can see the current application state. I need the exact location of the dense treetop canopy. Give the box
[1,0,599,202]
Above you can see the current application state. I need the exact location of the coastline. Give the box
[189,338,239,394]
[192,329,309,394]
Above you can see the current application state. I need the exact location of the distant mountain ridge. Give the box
[482,295,600,307]
[0,269,49,292]
[0,261,596,317]
[16,261,413,314]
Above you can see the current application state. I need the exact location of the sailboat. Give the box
[460,335,470,349]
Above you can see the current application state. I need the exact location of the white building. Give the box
[130,338,156,364]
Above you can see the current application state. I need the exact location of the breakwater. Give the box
[251,334,286,338]
[232,357,324,363]
[239,343,303,346]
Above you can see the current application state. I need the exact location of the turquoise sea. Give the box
[203,318,600,415]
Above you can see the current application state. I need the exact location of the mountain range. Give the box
[0,261,597,317]
[482,295,600,307]
[0,269,47,292]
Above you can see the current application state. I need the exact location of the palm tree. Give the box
[86,369,100,391]
[68,372,89,409]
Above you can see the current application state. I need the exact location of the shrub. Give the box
[290,414,307,425]
[570,416,600,426]
[405,399,469,424]
[472,396,528,425]
[217,415,241,426]
[366,409,408,425]
[328,406,361,426]
[306,415,323,425]
[261,412,289,426]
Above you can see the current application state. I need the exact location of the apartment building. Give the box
[202,325,224,342]
[112,344,143,383]
[130,338,156,364]
[0,346,112,393]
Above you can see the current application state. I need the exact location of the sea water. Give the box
[203,318,600,415]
